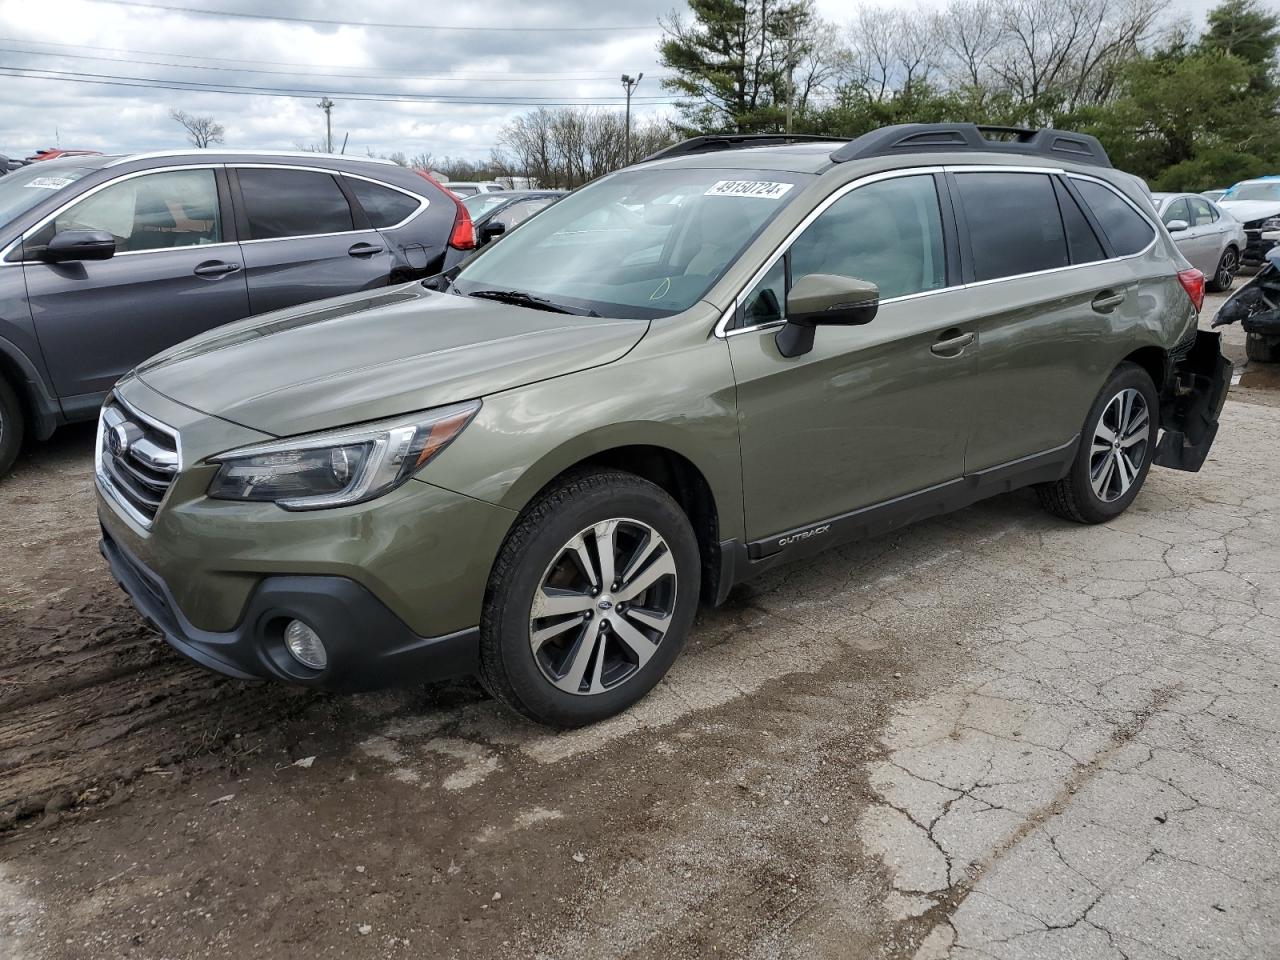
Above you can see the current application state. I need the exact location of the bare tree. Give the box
[169,109,225,148]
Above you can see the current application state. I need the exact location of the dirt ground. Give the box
[0,290,1277,960]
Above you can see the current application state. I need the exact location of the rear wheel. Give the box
[1246,332,1280,364]
[1207,246,1240,292]
[0,376,24,478]
[1036,363,1158,524]
[479,469,700,727]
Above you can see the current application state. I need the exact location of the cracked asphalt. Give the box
[0,292,1277,959]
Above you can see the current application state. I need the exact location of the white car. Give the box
[440,180,506,197]
[1217,178,1280,265]
[1151,192,1247,291]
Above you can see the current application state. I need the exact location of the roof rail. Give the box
[829,123,1112,168]
[641,134,848,163]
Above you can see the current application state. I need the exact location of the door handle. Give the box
[1092,290,1126,313]
[930,331,975,356]
[193,261,241,278]
[348,242,384,258]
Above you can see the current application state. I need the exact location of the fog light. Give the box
[284,619,327,670]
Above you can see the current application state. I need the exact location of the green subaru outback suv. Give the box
[97,124,1230,727]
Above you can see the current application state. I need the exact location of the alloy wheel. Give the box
[1217,248,1238,289]
[529,518,678,696]
[1089,388,1150,503]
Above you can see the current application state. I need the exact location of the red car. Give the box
[25,149,103,163]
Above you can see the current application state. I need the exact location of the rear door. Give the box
[230,166,393,315]
[950,170,1112,472]
[21,165,249,412]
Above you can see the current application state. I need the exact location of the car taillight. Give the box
[411,169,475,251]
[1177,267,1205,313]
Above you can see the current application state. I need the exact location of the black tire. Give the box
[0,376,24,478]
[1206,246,1240,293]
[479,469,701,727]
[1246,332,1280,364]
[1036,363,1159,524]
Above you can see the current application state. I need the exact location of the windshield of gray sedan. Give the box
[452,167,810,318]
[0,164,96,226]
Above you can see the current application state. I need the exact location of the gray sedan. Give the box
[1152,192,1246,291]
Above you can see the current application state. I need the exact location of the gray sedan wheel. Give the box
[1208,246,1239,293]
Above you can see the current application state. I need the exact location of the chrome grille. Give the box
[97,399,179,526]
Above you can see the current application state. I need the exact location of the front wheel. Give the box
[1036,363,1159,524]
[0,376,24,478]
[1207,246,1240,293]
[479,470,701,727]
[1246,332,1280,364]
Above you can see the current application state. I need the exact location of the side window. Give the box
[1073,180,1155,256]
[492,198,555,230]
[346,177,422,229]
[44,169,221,254]
[1189,197,1216,226]
[953,172,1068,281]
[741,258,786,326]
[1053,178,1105,264]
[236,168,354,240]
[790,175,946,300]
[1162,197,1190,226]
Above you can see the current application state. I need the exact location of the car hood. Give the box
[134,284,648,437]
[1217,200,1280,223]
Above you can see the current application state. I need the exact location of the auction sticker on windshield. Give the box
[25,177,77,190]
[705,180,795,200]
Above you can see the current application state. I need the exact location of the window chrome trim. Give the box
[0,163,226,266]
[230,162,427,243]
[716,165,1158,339]
[340,170,430,230]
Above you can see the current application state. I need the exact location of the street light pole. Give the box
[318,97,335,153]
[621,73,643,164]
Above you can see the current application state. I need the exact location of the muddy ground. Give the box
[0,292,1277,959]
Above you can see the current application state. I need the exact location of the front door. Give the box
[23,166,249,413]
[231,166,392,315]
[728,172,977,552]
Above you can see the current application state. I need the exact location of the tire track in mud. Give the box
[0,585,320,830]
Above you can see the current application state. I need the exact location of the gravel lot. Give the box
[0,290,1277,959]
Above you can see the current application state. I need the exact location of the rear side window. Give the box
[1189,197,1217,226]
[237,168,354,240]
[346,177,422,229]
[954,172,1068,281]
[1053,178,1105,264]
[1073,179,1155,256]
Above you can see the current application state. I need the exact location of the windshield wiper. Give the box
[465,288,598,317]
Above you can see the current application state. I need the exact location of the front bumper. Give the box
[101,527,479,689]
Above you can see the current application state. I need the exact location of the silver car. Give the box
[1152,192,1246,291]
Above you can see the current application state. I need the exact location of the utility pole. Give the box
[784,33,797,136]
[621,73,643,164]
[317,97,335,153]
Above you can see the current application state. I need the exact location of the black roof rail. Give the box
[641,133,848,163]
[829,123,1112,168]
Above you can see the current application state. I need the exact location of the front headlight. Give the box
[207,401,480,509]
[1263,217,1280,230]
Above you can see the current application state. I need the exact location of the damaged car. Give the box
[96,124,1231,727]
[1213,246,1280,363]
[1217,176,1280,266]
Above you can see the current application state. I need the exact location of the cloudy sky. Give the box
[0,0,1228,162]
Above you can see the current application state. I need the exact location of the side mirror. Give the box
[1166,218,1190,233]
[776,274,879,358]
[479,220,507,243]
[41,229,116,263]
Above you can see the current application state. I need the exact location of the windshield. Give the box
[463,193,514,218]
[0,163,96,226]
[1223,182,1280,202]
[452,167,809,319]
